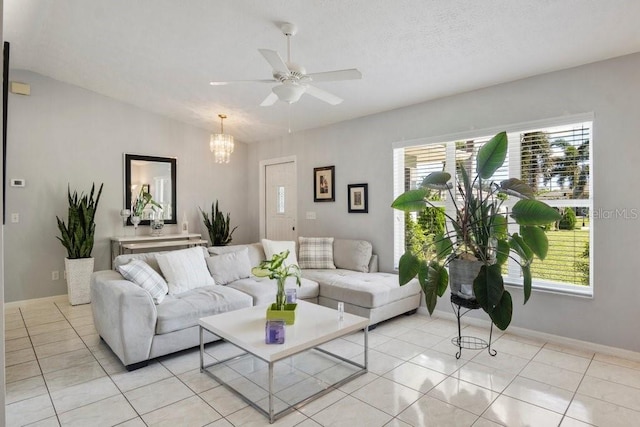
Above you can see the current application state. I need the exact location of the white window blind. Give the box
[393,120,593,294]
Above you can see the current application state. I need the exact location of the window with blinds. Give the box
[393,120,593,294]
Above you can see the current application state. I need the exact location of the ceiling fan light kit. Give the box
[272,83,305,104]
[210,22,362,107]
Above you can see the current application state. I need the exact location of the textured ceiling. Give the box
[4,0,640,143]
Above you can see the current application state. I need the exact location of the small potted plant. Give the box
[131,189,161,235]
[392,131,561,330]
[56,183,103,305]
[252,250,301,324]
[200,200,238,246]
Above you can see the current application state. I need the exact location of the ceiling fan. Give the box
[210,23,362,106]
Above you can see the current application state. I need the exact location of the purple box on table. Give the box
[285,289,297,303]
[265,320,285,344]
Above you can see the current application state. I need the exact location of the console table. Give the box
[110,233,208,267]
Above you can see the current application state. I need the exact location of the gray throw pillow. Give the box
[206,247,252,285]
[333,239,373,272]
[208,243,266,267]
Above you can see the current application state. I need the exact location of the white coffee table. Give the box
[199,300,369,423]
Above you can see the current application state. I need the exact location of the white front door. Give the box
[264,161,297,240]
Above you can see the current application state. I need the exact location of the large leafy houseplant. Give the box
[252,250,301,311]
[391,132,561,330]
[200,200,238,246]
[56,183,104,259]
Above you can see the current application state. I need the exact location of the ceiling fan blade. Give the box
[210,79,275,86]
[260,92,279,107]
[307,68,362,82]
[258,49,289,75]
[304,85,343,105]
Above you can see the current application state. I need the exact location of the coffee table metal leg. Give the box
[269,362,274,423]
[364,326,369,369]
[199,326,204,372]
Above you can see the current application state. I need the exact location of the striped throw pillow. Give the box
[118,259,168,304]
[298,237,336,269]
[156,247,215,295]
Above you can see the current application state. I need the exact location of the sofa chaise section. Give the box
[216,238,421,327]
[302,269,421,325]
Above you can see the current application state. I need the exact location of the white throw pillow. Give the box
[206,247,252,286]
[261,239,298,266]
[156,247,215,295]
[118,259,168,304]
[298,237,336,269]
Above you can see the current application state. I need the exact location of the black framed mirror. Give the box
[124,154,177,225]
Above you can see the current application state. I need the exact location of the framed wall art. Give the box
[314,166,335,202]
[348,183,368,213]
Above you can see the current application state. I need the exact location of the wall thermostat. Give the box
[10,81,31,96]
[10,179,26,187]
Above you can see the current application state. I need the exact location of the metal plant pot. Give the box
[449,259,483,300]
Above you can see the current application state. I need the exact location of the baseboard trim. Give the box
[5,294,69,309]
[419,306,640,362]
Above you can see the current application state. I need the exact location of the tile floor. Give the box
[5,296,640,426]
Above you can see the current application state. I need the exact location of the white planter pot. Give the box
[65,257,94,305]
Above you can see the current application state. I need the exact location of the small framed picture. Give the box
[348,183,368,213]
[314,166,335,202]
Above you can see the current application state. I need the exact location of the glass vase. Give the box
[120,209,131,236]
[131,215,141,236]
[150,211,164,237]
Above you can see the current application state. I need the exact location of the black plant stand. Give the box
[450,294,497,359]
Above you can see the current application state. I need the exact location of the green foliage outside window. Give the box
[405,207,446,260]
[558,207,577,230]
[405,188,446,260]
[575,241,590,286]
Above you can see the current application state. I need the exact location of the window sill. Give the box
[504,279,593,299]
[392,268,594,298]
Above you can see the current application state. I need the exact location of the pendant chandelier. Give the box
[210,114,234,163]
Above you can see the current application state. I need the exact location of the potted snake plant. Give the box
[200,200,238,246]
[56,183,103,305]
[391,131,561,330]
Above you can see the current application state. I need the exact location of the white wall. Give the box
[4,70,250,302]
[248,53,640,352]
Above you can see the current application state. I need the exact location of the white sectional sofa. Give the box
[91,238,421,370]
